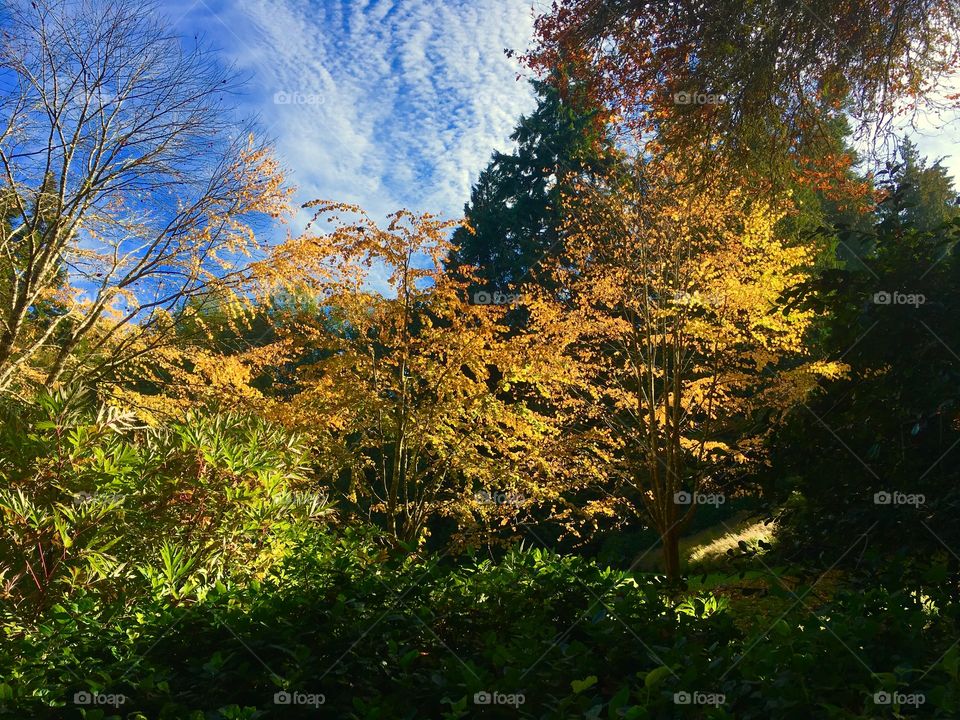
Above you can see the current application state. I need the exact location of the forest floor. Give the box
[633,510,845,635]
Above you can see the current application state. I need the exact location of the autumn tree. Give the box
[0,0,288,393]
[246,203,574,547]
[527,0,959,190]
[531,152,840,579]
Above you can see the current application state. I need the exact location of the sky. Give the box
[158,0,959,232]
[162,0,541,228]
[891,83,960,182]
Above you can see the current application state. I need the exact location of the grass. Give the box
[686,515,772,568]
[633,510,774,573]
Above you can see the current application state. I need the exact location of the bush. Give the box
[0,388,326,616]
[3,535,958,718]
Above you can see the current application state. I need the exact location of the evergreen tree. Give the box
[447,77,619,294]
[879,138,960,231]
[772,145,960,571]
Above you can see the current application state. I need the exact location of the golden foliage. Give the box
[524,152,839,573]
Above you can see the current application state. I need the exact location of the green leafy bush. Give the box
[4,534,958,718]
[0,388,327,615]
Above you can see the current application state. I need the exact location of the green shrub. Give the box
[0,388,327,616]
[4,535,957,719]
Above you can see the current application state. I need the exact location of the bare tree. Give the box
[0,0,287,392]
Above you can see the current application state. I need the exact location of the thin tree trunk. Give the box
[661,524,681,582]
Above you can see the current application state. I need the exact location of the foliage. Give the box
[447,76,621,298]
[526,152,840,578]
[1,2,959,719]
[772,163,960,573]
[0,388,323,616]
[0,0,289,393]
[238,203,587,547]
[526,0,960,190]
[2,536,958,719]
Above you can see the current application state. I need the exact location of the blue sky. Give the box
[158,0,959,233]
[161,0,540,227]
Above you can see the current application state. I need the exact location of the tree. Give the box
[0,0,288,393]
[772,152,960,570]
[246,202,572,547]
[527,0,959,189]
[447,77,620,296]
[531,152,838,579]
[877,138,960,232]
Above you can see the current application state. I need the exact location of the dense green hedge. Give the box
[3,533,958,719]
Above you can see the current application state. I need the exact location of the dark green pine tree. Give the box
[770,142,960,572]
[447,77,619,293]
[879,138,960,231]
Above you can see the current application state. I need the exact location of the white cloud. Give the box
[165,0,537,226]
[900,76,960,186]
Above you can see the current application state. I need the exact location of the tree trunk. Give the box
[0,302,27,373]
[661,525,681,582]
